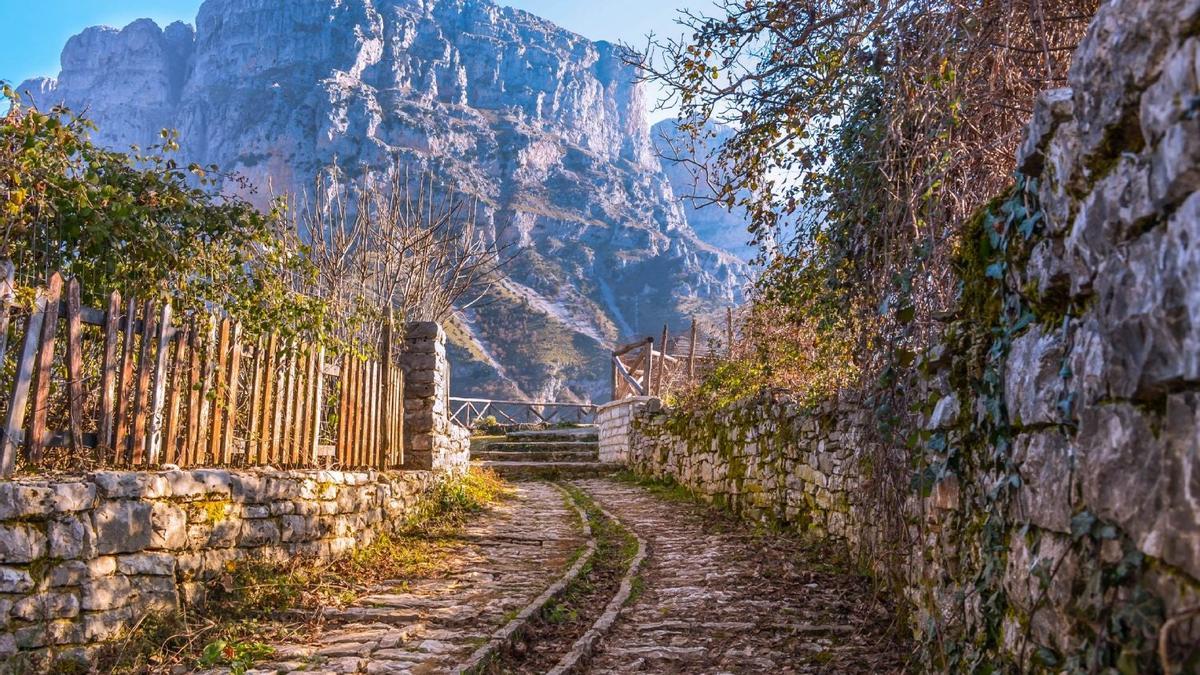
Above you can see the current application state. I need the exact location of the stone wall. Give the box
[622,396,864,545]
[613,0,1200,667]
[597,397,654,463]
[0,468,432,670]
[400,322,470,474]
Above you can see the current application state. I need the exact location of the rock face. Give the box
[17,0,748,402]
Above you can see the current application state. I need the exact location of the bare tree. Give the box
[291,163,509,356]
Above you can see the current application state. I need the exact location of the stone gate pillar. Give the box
[399,322,468,473]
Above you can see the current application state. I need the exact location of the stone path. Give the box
[575,479,907,674]
[249,482,584,674]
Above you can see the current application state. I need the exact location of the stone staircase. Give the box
[472,426,620,480]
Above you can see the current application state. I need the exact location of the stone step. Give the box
[472,450,599,462]
[480,441,599,453]
[505,428,599,443]
[475,460,621,481]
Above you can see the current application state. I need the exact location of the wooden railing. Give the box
[610,319,721,401]
[0,269,403,478]
[449,397,597,428]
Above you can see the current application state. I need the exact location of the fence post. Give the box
[97,291,121,463]
[657,324,669,396]
[0,286,49,478]
[688,318,697,384]
[0,260,14,393]
[65,278,85,453]
[641,337,653,395]
[381,309,394,469]
[148,303,173,465]
[27,272,64,465]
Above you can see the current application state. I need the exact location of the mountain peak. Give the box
[18,0,747,401]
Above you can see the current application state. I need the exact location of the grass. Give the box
[98,467,513,674]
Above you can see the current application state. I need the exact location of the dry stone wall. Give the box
[597,397,653,463]
[401,322,470,473]
[610,0,1200,667]
[0,468,432,671]
[622,396,864,545]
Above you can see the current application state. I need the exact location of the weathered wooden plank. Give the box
[395,369,405,467]
[381,313,393,467]
[163,325,188,465]
[97,291,122,463]
[310,347,326,466]
[641,338,653,395]
[0,260,15,396]
[65,277,85,453]
[269,340,288,465]
[184,321,203,466]
[147,304,173,464]
[0,289,49,477]
[688,318,697,383]
[194,316,218,465]
[299,344,317,466]
[246,335,266,464]
[349,358,364,467]
[288,345,307,465]
[280,341,298,465]
[656,324,669,396]
[259,334,279,464]
[130,299,158,465]
[113,298,139,463]
[27,273,65,464]
[207,318,231,463]
[368,359,380,469]
[221,322,242,465]
[335,354,351,467]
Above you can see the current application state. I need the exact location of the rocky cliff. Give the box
[16,0,748,402]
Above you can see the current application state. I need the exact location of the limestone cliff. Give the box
[17,0,749,402]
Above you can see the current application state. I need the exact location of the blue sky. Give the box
[0,1,705,118]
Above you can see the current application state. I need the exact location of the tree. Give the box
[0,86,322,339]
[632,0,1095,379]
[292,163,509,355]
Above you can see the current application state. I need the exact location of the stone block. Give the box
[14,619,81,649]
[1077,403,1163,543]
[1150,117,1200,207]
[1141,393,1200,579]
[47,561,88,588]
[0,523,48,563]
[1017,88,1074,175]
[130,575,178,613]
[12,592,80,621]
[50,483,96,513]
[1013,431,1074,534]
[47,515,93,560]
[83,607,132,642]
[0,483,55,520]
[238,519,280,547]
[92,500,153,554]
[81,575,132,611]
[1004,325,1067,427]
[149,501,188,550]
[92,471,170,499]
[117,552,175,576]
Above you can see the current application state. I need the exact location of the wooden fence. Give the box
[449,398,597,428]
[0,269,403,478]
[610,319,722,401]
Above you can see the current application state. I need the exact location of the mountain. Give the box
[15,0,749,402]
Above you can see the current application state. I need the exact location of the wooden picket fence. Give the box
[0,268,403,478]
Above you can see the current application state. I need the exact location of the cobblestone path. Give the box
[575,479,907,674]
[252,482,583,674]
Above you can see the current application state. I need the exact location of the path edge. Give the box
[451,482,597,675]
[544,490,649,675]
